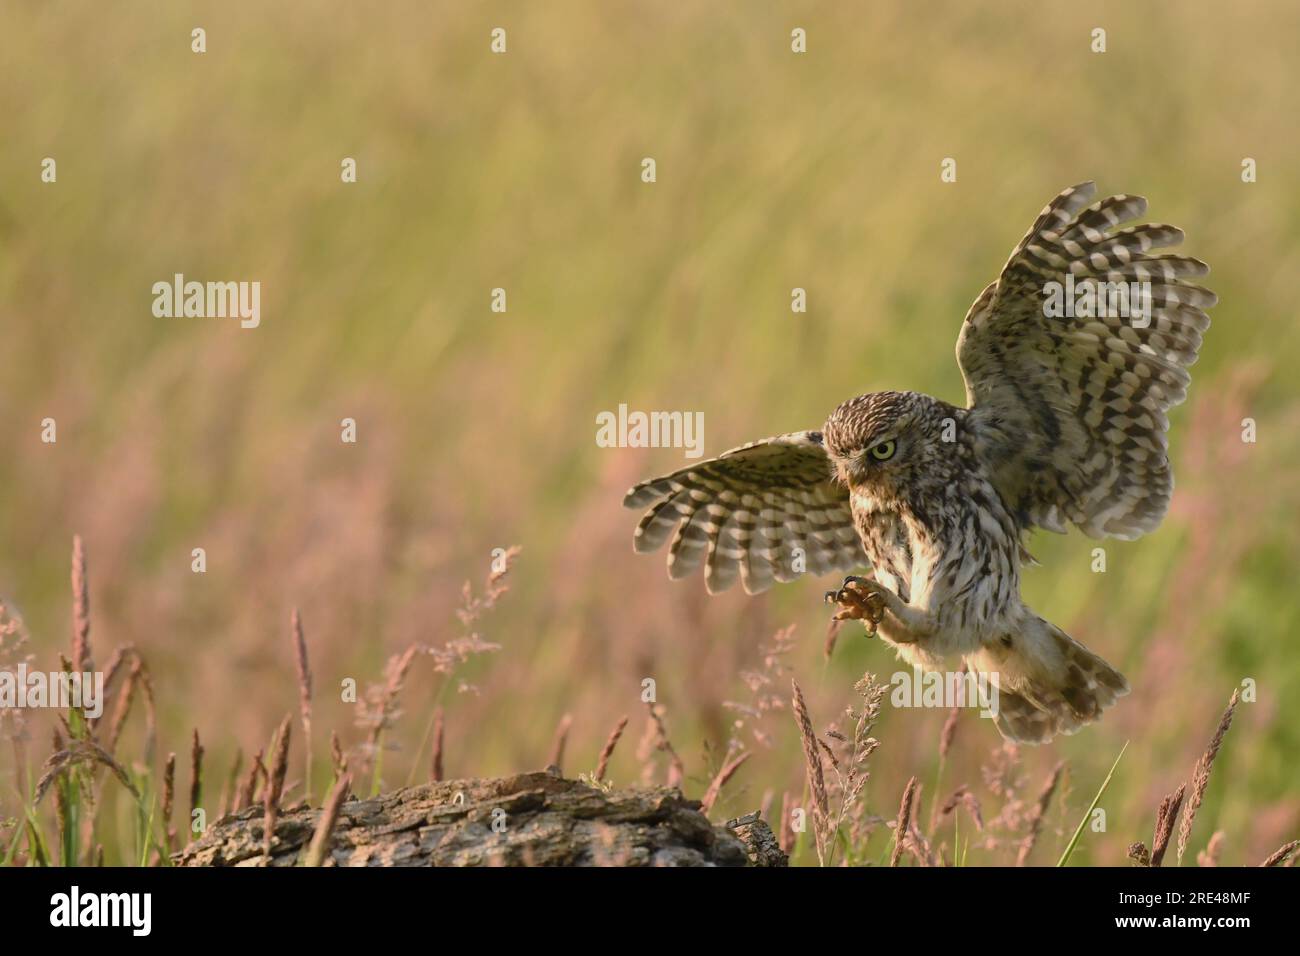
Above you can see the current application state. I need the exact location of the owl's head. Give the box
[822,390,956,498]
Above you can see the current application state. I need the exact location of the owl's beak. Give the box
[835,458,865,489]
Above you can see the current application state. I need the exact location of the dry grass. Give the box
[1260,840,1299,867]
[291,609,312,803]
[0,535,1294,868]
[262,715,292,859]
[304,773,351,868]
[189,728,204,829]
[428,708,445,783]
[890,777,919,868]
[1150,784,1186,868]
[160,753,175,853]
[235,749,264,814]
[790,678,830,864]
[639,703,685,789]
[1017,762,1065,866]
[700,751,750,815]
[547,713,573,773]
[1177,690,1240,865]
[70,536,92,677]
[593,714,629,783]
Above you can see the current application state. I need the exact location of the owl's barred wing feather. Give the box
[956,181,1215,539]
[623,431,867,594]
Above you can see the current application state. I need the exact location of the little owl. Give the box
[623,182,1214,743]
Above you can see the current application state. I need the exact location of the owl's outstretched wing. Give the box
[623,431,867,594]
[956,182,1215,539]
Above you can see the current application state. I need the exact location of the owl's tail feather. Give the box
[965,614,1129,744]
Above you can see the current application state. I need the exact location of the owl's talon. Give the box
[825,576,872,604]
[825,576,886,636]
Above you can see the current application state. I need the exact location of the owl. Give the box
[623,182,1214,743]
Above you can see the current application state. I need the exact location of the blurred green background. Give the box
[2,0,1298,864]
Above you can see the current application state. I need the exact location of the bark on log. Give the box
[175,769,786,867]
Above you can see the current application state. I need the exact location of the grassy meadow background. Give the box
[1,1,1298,865]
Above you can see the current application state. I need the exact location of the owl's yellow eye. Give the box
[868,440,896,461]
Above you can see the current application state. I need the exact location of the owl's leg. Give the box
[826,576,935,644]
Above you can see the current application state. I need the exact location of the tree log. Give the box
[175,769,786,867]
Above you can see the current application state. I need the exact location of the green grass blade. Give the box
[2,820,24,866]
[23,806,51,866]
[138,795,157,867]
[1057,740,1128,867]
[953,806,960,867]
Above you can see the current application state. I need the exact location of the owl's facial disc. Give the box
[835,432,903,489]
[824,389,920,488]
